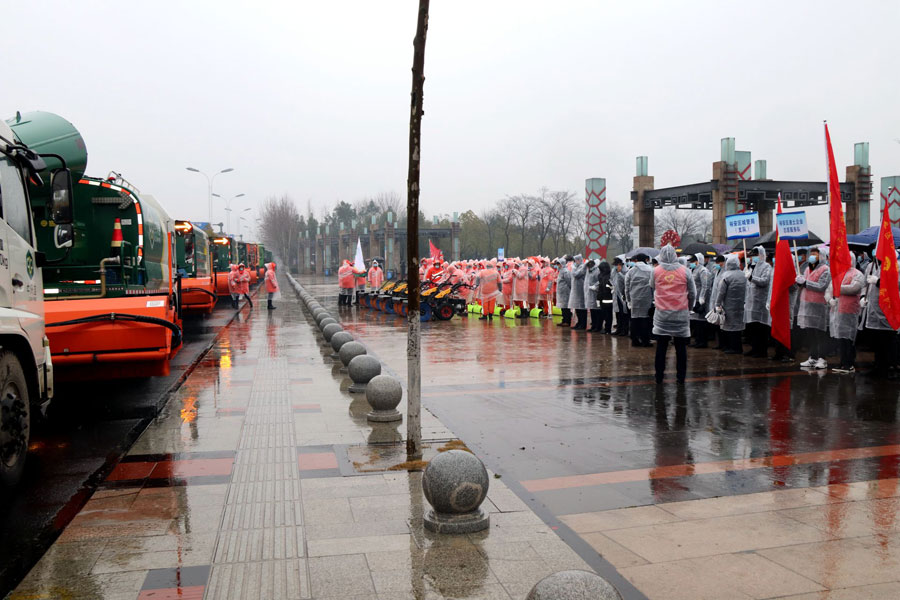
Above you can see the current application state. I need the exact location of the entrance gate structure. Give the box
[627,137,875,246]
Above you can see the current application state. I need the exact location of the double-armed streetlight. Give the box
[185,167,234,223]
[212,192,245,234]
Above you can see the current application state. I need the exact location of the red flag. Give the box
[428,240,443,262]
[825,122,852,297]
[770,194,795,349]
[876,194,900,330]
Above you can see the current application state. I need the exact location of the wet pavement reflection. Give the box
[302,275,900,599]
[12,273,900,600]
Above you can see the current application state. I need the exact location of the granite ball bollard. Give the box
[311,308,326,320]
[319,317,338,330]
[322,323,343,343]
[349,355,381,393]
[338,341,367,372]
[526,571,623,600]
[315,313,332,325]
[422,449,490,533]
[330,331,354,357]
[365,374,402,421]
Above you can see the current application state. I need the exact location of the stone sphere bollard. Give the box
[312,307,325,319]
[322,323,343,342]
[319,317,338,330]
[338,341,367,372]
[315,312,332,325]
[349,355,381,393]
[365,374,401,420]
[526,571,623,600]
[422,449,490,533]
[330,331,354,356]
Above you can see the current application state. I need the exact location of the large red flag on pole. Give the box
[876,191,900,330]
[825,122,852,297]
[428,239,443,262]
[770,194,795,349]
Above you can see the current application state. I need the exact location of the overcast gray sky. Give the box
[3,0,898,240]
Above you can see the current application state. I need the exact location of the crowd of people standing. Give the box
[337,244,897,384]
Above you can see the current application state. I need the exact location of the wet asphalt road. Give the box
[300,275,900,519]
[0,294,255,597]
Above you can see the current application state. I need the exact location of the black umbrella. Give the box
[730,229,824,251]
[677,242,718,257]
[625,246,660,259]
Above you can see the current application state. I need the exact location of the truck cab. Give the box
[175,220,216,314]
[211,235,237,297]
[0,118,67,488]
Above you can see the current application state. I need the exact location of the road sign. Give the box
[725,211,760,240]
[775,211,808,240]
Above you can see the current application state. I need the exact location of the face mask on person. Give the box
[627,261,634,268]
[688,262,696,269]
[714,264,722,271]
[752,256,759,265]
[808,254,818,265]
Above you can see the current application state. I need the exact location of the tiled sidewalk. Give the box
[11,281,592,600]
[561,480,900,599]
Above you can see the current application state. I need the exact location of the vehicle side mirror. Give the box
[50,169,74,225]
[54,224,74,249]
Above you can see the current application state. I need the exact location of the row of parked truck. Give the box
[0,111,270,488]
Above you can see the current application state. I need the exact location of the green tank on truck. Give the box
[236,240,248,266]
[210,235,237,296]
[8,111,182,380]
[0,115,75,487]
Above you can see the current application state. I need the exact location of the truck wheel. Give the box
[0,352,29,489]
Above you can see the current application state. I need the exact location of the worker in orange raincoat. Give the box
[235,263,252,308]
[367,260,384,290]
[540,258,556,316]
[265,262,279,310]
[500,261,514,311]
[227,264,240,308]
[476,259,501,321]
[338,260,355,306]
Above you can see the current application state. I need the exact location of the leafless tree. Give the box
[260,194,302,270]
[370,191,403,218]
[496,197,516,255]
[532,188,556,256]
[507,194,534,257]
[479,208,502,256]
[606,202,634,253]
[654,207,713,243]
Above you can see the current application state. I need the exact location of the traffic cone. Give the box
[110,218,123,257]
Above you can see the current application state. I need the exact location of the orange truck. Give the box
[10,111,183,380]
[175,220,216,314]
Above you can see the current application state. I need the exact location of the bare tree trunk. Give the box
[406,0,429,460]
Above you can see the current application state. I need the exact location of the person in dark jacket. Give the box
[595,261,614,333]
[612,258,630,336]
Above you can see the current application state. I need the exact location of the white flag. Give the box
[354,238,365,271]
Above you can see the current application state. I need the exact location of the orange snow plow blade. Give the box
[181,276,217,314]
[45,295,182,380]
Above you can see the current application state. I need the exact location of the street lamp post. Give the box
[238,214,250,241]
[185,167,234,223]
[212,192,246,234]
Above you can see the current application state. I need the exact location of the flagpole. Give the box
[792,241,800,276]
